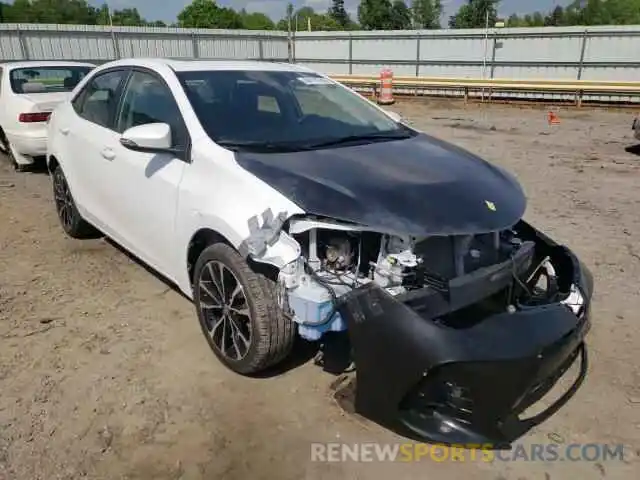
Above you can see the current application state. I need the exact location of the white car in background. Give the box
[0,61,94,171]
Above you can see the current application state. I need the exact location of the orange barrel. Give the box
[378,68,395,105]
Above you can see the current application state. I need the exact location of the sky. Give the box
[85,0,573,25]
[1,1,574,24]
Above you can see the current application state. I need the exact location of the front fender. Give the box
[174,140,305,294]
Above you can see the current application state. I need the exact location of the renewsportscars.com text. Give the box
[310,442,626,463]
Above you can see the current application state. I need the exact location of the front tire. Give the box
[193,243,295,375]
[52,165,97,239]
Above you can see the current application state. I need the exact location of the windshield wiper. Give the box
[303,130,413,149]
[217,140,310,152]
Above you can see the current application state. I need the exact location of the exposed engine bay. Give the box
[272,216,585,341]
[241,209,592,446]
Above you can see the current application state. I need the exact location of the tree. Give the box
[607,0,640,24]
[506,13,524,27]
[358,0,394,30]
[329,0,349,28]
[544,5,565,26]
[530,11,545,26]
[111,8,145,26]
[0,2,9,22]
[449,0,499,29]
[239,9,275,30]
[95,3,110,25]
[277,6,341,31]
[5,0,98,24]
[412,0,442,28]
[177,0,243,29]
[390,0,412,29]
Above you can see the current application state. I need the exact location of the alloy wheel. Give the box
[197,260,253,361]
[53,170,75,231]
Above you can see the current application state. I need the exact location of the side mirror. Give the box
[120,123,174,154]
[385,110,402,123]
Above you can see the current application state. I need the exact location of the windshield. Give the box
[10,66,93,94]
[177,70,414,151]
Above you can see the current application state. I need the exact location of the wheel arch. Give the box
[186,226,281,288]
[186,228,235,286]
[47,154,60,174]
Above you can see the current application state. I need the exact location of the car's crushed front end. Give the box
[233,130,593,448]
[633,115,640,141]
[244,211,592,448]
[336,221,592,447]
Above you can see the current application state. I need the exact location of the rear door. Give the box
[108,68,189,278]
[59,68,129,232]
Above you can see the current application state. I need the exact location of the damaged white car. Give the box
[46,59,593,447]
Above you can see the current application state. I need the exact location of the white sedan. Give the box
[46,58,593,446]
[0,61,94,170]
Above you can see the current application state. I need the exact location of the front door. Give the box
[108,69,189,279]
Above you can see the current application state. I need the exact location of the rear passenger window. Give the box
[73,70,127,129]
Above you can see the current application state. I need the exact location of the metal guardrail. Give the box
[330,75,640,106]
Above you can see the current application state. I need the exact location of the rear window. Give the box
[10,66,93,94]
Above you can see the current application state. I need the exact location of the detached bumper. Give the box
[339,232,593,448]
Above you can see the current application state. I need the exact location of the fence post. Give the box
[258,37,264,60]
[348,33,353,75]
[577,28,588,80]
[490,31,499,79]
[192,31,199,59]
[110,27,120,60]
[415,31,421,77]
[16,24,29,60]
[292,29,296,63]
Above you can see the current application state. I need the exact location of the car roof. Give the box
[97,58,316,74]
[0,60,96,70]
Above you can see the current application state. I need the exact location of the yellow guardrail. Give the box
[329,75,640,105]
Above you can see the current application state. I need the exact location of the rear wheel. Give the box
[8,144,29,172]
[0,129,8,155]
[0,129,28,172]
[51,165,97,239]
[193,243,295,375]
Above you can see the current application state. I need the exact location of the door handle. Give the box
[59,127,70,135]
[100,148,116,161]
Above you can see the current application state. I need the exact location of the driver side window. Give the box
[116,71,188,148]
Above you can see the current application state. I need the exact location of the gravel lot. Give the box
[1,100,639,480]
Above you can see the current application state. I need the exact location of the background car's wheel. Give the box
[0,130,29,172]
[51,165,97,239]
[193,243,295,375]
[8,144,29,172]
[0,129,8,155]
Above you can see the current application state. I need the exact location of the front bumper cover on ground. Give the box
[338,226,593,448]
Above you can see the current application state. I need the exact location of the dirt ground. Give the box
[1,100,639,480]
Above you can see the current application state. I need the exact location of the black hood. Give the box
[235,133,527,237]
